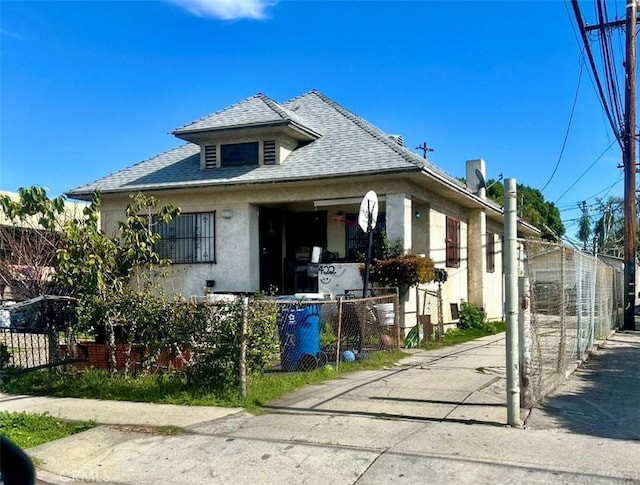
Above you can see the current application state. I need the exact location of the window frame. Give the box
[154,211,216,264]
[445,216,460,268]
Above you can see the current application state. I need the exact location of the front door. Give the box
[259,207,284,293]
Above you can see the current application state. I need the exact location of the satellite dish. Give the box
[475,168,487,190]
[358,190,379,233]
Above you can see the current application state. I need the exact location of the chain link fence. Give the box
[522,241,623,406]
[271,294,400,372]
[0,293,400,395]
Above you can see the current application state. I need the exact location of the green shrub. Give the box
[364,254,435,288]
[458,300,486,330]
[0,343,10,369]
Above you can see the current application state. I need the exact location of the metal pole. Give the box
[504,178,521,426]
[518,276,532,408]
[239,296,248,398]
[362,208,374,298]
[624,0,637,330]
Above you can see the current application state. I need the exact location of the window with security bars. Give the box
[446,216,460,268]
[344,213,386,261]
[154,212,215,263]
[486,231,495,273]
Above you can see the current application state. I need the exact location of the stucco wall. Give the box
[100,193,258,297]
[484,220,504,320]
[97,177,506,322]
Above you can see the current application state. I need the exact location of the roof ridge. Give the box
[258,93,293,121]
[283,88,319,105]
[307,90,428,170]
[306,90,467,187]
[172,93,263,133]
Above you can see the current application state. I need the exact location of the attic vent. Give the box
[388,135,403,146]
[204,145,217,169]
[263,140,276,165]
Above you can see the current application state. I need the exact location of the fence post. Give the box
[415,286,421,346]
[239,296,248,399]
[336,298,343,368]
[518,276,532,408]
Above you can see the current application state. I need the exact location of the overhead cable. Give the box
[570,0,624,148]
[555,139,618,203]
[540,61,584,193]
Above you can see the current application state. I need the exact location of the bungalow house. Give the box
[66,90,539,328]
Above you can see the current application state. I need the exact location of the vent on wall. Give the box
[204,145,217,169]
[388,135,403,146]
[263,140,276,165]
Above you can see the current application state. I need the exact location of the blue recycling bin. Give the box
[276,297,321,371]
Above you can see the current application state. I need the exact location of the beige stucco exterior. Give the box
[97,166,515,328]
[68,91,542,333]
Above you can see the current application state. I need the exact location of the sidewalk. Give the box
[1,331,639,484]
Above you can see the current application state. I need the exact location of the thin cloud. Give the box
[0,28,25,41]
[168,0,277,20]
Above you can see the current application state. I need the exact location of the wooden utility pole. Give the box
[623,0,637,330]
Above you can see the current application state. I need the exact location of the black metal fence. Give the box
[0,296,84,375]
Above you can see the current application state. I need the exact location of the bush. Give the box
[458,300,487,330]
[0,343,11,369]
[364,254,435,288]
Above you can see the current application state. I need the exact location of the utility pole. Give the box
[623,0,637,330]
[582,0,639,329]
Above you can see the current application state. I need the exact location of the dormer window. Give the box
[221,142,259,167]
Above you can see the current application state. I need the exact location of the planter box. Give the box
[60,342,190,373]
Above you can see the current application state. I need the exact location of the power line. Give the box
[540,60,584,193]
[570,0,624,148]
[555,139,618,204]
[557,172,624,210]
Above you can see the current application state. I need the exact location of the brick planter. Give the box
[61,342,190,373]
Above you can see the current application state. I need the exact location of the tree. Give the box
[1,187,179,373]
[0,187,69,300]
[593,196,624,256]
[577,202,591,251]
[486,181,565,240]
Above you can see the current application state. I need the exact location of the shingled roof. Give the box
[67,89,465,198]
[172,93,321,138]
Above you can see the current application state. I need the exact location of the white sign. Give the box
[358,190,378,233]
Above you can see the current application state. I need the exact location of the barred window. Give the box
[486,231,495,273]
[344,212,386,261]
[155,212,215,263]
[446,216,460,268]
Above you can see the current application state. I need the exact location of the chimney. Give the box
[466,159,486,199]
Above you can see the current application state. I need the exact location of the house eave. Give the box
[172,121,321,144]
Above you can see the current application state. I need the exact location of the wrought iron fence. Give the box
[0,296,85,375]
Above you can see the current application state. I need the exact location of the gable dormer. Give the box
[171,93,320,170]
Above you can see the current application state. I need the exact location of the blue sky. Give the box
[0,0,630,238]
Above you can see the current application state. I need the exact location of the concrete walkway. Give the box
[1,331,639,484]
